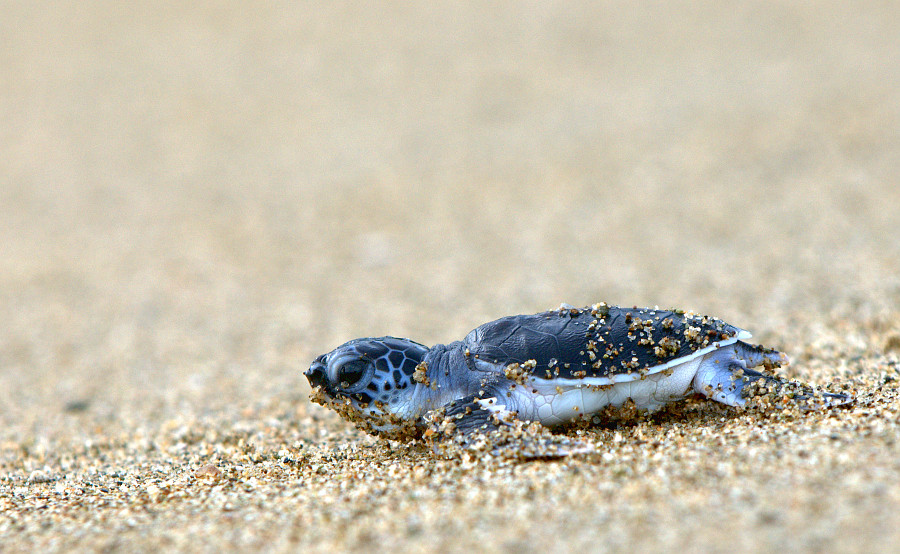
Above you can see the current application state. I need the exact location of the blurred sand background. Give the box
[2,2,900,552]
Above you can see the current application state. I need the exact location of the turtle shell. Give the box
[462,304,747,382]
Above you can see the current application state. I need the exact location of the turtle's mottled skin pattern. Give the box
[306,303,850,446]
[463,305,741,381]
[309,336,425,408]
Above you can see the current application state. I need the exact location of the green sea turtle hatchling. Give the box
[305,303,851,455]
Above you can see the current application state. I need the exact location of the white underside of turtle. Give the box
[305,304,852,456]
[522,353,706,426]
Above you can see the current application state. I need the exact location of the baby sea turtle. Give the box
[305,303,850,455]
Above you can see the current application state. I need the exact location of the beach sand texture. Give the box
[2,2,900,552]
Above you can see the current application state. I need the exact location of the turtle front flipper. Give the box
[428,395,516,437]
[425,394,593,459]
[694,346,852,410]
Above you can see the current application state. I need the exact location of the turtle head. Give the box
[305,337,430,438]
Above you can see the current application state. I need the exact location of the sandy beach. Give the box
[2,2,899,552]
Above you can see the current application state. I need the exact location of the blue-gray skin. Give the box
[305,304,851,448]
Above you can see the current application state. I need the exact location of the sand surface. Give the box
[2,2,900,552]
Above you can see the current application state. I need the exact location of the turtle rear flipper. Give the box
[426,395,592,458]
[694,358,852,410]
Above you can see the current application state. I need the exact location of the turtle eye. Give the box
[337,360,369,389]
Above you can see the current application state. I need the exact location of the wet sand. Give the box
[2,2,900,552]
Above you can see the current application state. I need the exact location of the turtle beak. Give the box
[305,360,329,390]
